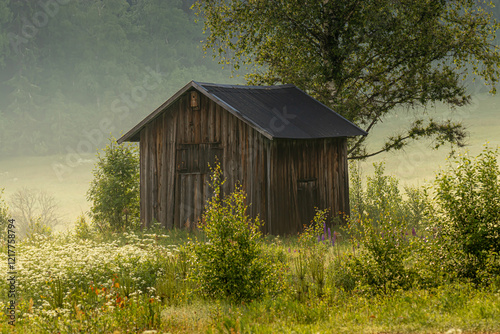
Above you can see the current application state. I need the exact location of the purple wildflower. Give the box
[328,227,331,241]
[412,227,417,236]
[331,237,335,247]
[321,234,325,242]
[288,247,291,253]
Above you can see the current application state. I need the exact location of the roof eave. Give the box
[117,81,198,144]
[117,81,275,144]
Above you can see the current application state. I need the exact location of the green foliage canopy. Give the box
[196,0,500,158]
[87,138,140,232]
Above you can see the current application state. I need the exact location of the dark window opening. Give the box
[176,143,222,174]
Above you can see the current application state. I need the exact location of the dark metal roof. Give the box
[118,81,366,143]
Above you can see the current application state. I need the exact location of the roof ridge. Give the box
[194,81,296,90]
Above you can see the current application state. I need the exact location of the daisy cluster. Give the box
[0,232,177,319]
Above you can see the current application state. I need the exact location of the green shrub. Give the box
[192,165,276,302]
[24,216,53,240]
[349,162,429,228]
[430,146,500,283]
[73,214,93,239]
[87,137,140,232]
[344,212,424,294]
[326,253,357,296]
[342,163,433,294]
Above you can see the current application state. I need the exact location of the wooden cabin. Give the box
[118,81,366,235]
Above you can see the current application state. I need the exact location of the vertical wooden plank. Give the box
[194,102,201,144]
[220,105,229,194]
[231,113,239,186]
[166,111,177,229]
[215,103,221,143]
[177,100,184,144]
[208,100,215,143]
[203,173,210,218]
[140,130,147,228]
[143,127,151,228]
[150,121,158,225]
[341,138,350,217]
[178,174,185,227]
[189,100,196,144]
[199,96,205,143]
[188,174,195,227]
[194,173,202,226]
[290,141,299,232]
[325,140,331,217]
[334,139,340,217]
[159,114,167,227]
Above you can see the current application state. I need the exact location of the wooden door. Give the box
[297,178,318,229]
[174,143,223,228]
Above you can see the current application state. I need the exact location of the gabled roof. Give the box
[117,81,367,143]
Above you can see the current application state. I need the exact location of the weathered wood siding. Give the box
[139,89,349,234]
[267,138,349,235]
[139,90,268,229]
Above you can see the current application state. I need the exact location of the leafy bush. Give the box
[73,214,93,239]
[343,213,427,294]
[339,162,434,294]
[349,162,429,228]
[87,137,140,232]
[192,165,277,302]
[430,146,500,283]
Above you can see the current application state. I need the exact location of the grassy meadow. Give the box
[0,226,499,333]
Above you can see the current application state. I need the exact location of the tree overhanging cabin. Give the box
[118,81,367,235]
